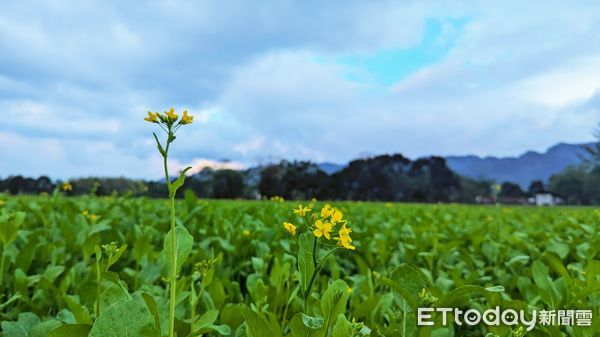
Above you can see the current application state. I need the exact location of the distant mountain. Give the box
[445,143,592,188]
[318,162,345,175]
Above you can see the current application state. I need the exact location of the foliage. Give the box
[0,196,598,336]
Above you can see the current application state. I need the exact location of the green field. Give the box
[0,194,598,336]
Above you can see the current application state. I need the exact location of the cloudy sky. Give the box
[1,1,600,179]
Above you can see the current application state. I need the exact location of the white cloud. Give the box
[1,0,600,178]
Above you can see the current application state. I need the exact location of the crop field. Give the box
[0,194,598,337]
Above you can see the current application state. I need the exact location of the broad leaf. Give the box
[163,225,194,278]
[47,324,92,337]
[89,299,160,337]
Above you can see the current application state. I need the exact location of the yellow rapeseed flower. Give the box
[283,222,296,236]
[0,200,5,207]
[336,234,355,250]
[331,208,343,223]
[144,111,159,123]
[81,209,89,216]
[242,229,251,236]
[313,219,332,240]
[320,205,333,218]
[335,223,355,250]
[180,110,194,125]
[293,204,311,217]
[61,182,72,192]
[338,223,352,236]
[165,108,178,122]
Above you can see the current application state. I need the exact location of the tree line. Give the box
[1,153,600,204]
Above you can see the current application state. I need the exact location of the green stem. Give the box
[311,237,318,268]
[302,245,339,314]
[162,131,177,337]
[303,265,322,313]
[303,237,319,313]
[95,256,101,317]
[169,195,177,337]
[190,284,196,335]
[0,246,5,287]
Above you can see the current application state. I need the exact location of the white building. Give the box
[532,193,562,206]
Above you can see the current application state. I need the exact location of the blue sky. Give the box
[1,1,600,179]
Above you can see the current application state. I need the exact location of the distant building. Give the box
[529,192,563,206]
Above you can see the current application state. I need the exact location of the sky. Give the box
[1,1,600,179]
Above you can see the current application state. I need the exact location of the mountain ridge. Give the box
[317,142,593,188]
[445,142,591,187]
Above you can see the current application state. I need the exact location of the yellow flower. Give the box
[335,233,355,250]
[320,205,333,218]
[165,108,178,122]
[61,182,72,192]
[0,200,5,206]
[89,214,99,222]
[242,229,251,236]
[180,110,194,125]
[335,224,355,250]
[338,223,352,236]
[283,222,296,236]
[331,208,343,223]
[313,219,332,240]
[144,111,159,123]
[293,204,311,217]
[81,209,89,216]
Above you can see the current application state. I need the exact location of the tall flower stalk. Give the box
[145,108,194,337]
[284,204,355,313]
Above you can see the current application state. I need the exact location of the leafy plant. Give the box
[145,108,195,337]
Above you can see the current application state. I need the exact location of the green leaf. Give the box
[169,166,192,198]
[152,132,166,157]
[436,285,486,308]
[0,211,26,246]
[163,225,194,278]
[99,271,131,311]
[107,244,128,269]
[332,315,352,337]
[0,294,21,311]
[190,309,231,336]
[30,319,62,337]
[302,314,324,329]
[195,309,218,327]
[484,286,505,292]
[380,264,429,312]
[42,265,65,283]
[298,232,315,294]
[238,304,276,337]
[89,299,160,337]
[64,295,93,324]
[142,292,161,332]
[430,328,453,337]
[47,324,92,337]
[1,312,40,337]
[532,260,561,308]
[290,313,326,337]
[289,313,310,337]
[321,280,349,333]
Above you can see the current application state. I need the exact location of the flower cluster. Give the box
[145,108,194,127]
[283,204,356,250]
[61,182,72,192]
[81,209,99,222]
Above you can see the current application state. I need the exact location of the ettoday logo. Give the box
[417,307,593,332]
